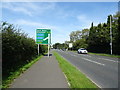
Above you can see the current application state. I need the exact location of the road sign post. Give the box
[38,44,39,55]
[36,29,51,57]
[48,34,50,57]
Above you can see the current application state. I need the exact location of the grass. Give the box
[53,51,98,89]
[2,55,43,88]
[88,52,120,58]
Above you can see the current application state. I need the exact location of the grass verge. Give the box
[88,52,120,58]
[2,55,42,88]
[53,51,98,89]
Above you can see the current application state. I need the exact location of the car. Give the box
[78,48,88,54]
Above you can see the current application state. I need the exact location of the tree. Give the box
[87,13,120,54]
[53,43,61,49]
[73,38,88,50]
[81,29,89,39]
[87,22,98,52]
[53,43,68,50]
[69,30,82,42]
[112,12,120,54]
[69,29,89,50]
[70,12,119,55]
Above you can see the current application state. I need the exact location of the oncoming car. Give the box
[78,48,88,54]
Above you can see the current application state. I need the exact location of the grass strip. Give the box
[53,51,98,89]
[88,52,120,58]
[2,55,42,88]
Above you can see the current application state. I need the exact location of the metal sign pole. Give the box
[38,44,39,56]
[48,34,50,57]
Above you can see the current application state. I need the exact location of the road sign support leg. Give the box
[38,44,39,56]
[48,34,50,58]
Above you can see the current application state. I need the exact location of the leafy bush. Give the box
[1,22,47,79]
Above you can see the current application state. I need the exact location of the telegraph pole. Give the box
[110,15,112,55]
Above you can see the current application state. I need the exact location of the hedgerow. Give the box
[1,22,47,80]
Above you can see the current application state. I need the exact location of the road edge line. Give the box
[63,72,71,87]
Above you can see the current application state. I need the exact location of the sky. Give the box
[1,1,118,44]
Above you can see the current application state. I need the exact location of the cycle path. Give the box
[10,52,68,88]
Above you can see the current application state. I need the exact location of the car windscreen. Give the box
[80,49,86,50]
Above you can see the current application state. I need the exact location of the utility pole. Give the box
[110,15,112,55]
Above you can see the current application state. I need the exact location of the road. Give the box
[55,50,119,88]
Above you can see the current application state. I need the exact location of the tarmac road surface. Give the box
[56,50,119,88]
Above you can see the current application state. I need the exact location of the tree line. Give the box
[53,12,120,55]
[1,22,47,79]
[53,43,68,50]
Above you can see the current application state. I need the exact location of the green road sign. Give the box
[36,29,51,44]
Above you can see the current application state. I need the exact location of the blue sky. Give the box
[2,2,118,44]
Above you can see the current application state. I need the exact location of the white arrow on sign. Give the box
[43,37,48,41]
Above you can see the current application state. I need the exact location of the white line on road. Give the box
[63,72,71,87]
[81,54,92,57]
[82,58,105,66]
[70,54,76,57]
[98,58,118,63]
[74,53,92,57]
[85,55,92,57]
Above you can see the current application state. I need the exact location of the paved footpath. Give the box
[10,52,68,88]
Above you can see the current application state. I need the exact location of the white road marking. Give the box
[73,52,118,63]
[82,58,105,66]
[69,54,77,57]
[74,53,92,57]
[82,54,92,57]
[86,55,92,57]
[60,51,117,65]
[98,58,118,63]
[57,51,102,88]
[63,72,71,87]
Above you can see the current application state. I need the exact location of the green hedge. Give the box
[1,22,47,80]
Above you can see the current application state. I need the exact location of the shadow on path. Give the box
[43,54,52,56]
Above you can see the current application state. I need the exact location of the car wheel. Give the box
[79,51,82,54]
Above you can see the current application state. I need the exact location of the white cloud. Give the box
[2,2,72,20]
[2,2,56,16]
[77,14,99,29]
[14,19,70,44]
[77,14,91,24]
[15,19,70,34]
[52,33,70,44]
[2,3,32,16]
[15,19,57,29]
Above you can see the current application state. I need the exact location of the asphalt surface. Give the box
[10,52,68,88]
[56,50,119,88]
